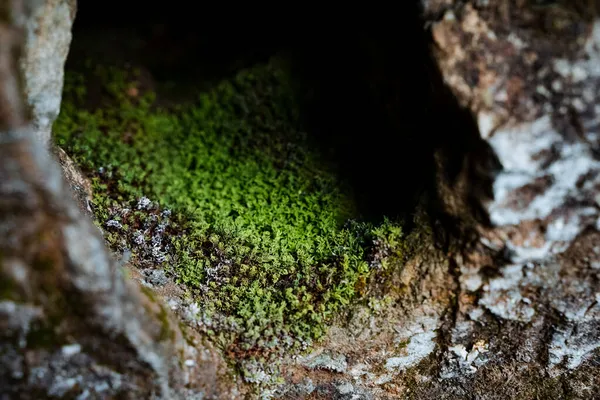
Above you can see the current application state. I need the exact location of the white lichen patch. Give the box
[478,19,600,265]
[240,359,282,391]
[479,264,536,322]
[487,115,600,261]
[336,381,354,395]
[385,314,439,372]
[546,261,600,375]
[136,196,152,210]
[441,340,488,379]
[61,343,81,357]
[300,352,348,373]
[385,331,437,371]
[548,321,600,376]
[241,359,270,384]
[105,219,122,230]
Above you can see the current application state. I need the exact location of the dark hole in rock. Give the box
[69,2,498,235]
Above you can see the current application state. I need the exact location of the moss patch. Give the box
[54,58,406,365]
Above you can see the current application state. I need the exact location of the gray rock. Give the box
[18,0,77,146]
[144,269,169,287]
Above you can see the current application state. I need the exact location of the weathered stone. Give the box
[423,1,600,397]
[17,0,76,146]
[54,146,93,215]
[430,2,600,264]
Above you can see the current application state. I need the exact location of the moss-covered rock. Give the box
[53,58,408,374]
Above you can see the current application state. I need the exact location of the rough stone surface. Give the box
[17,0,76,146]
[54,146,93,216]
[430,1,600,265]
[15,0,90,218]
[276,239,454,398]
[427,4,600,386]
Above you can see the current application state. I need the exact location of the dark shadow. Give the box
[285,8,501,232]
[69,2,501,238]
[286,11,439,223]
[69,3,291,97]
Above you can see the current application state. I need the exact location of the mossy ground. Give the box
[53,57,406,369]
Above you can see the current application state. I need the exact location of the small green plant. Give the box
[53,58,406,363]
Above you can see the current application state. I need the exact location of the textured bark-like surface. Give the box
[0,3,234,399]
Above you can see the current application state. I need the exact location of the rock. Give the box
[422,1,600,397]
[430,2,600,264]
[17,1,92,216]
[16,0,76,147]
[54,146,93,216]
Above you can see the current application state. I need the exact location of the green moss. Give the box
[53,58,407,360]
[157,303,175,342]
[139,285,157,302]
[140,284,175,342]
[0,270,19,302]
